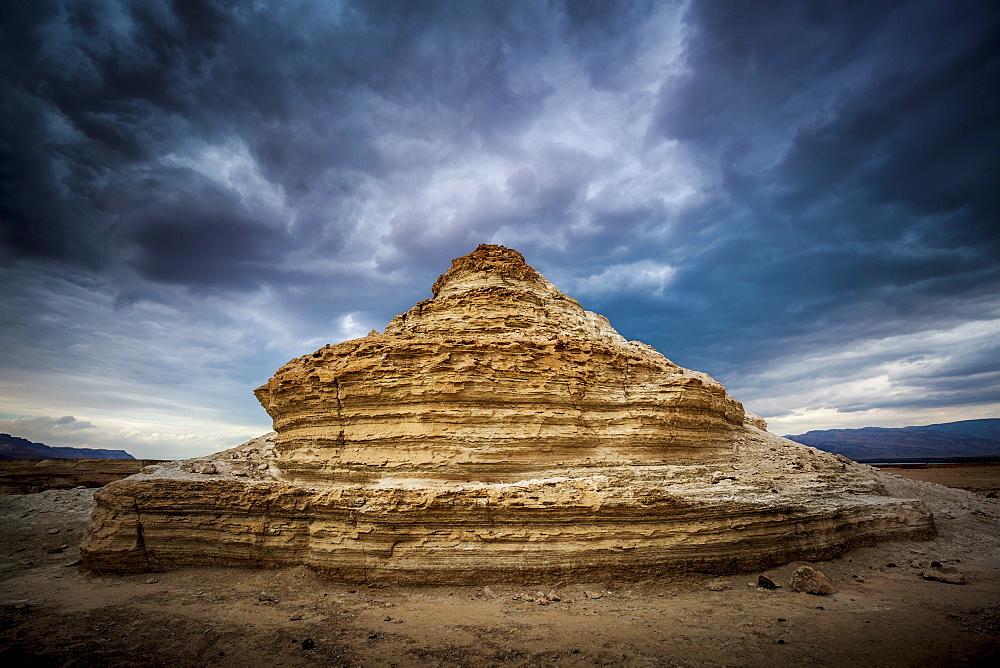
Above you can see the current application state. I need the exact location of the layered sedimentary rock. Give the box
[82,245,935,582]
[0,459,166,494]
[256,245,745,483]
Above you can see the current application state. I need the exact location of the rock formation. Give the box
[81,244,935,583]
[0,459,167,494]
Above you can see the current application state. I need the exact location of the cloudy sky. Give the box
[2,0,998,459]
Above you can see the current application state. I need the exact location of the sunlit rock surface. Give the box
[81,245,934,582]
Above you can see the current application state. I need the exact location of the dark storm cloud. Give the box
[629,0,1000,384]
[1,0,998,453]
[0,0,558,289]
[560,0,658,90]
[124,186,288,289]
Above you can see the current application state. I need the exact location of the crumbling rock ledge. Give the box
[0,459,168,495]
[81,245,934,582]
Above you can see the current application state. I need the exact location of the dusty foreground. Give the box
[874,463,1000,497]
[1,471,998,667]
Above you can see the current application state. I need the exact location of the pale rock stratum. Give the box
[81,244,934,582]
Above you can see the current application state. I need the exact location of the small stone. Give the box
[258,463,269,471]
[584,590,603,600]
[192,462,217,475]
[909,559,922,568]
[855,576,866,583]
[290,613,305,621]
[885,562,898,568]
[708,580,731,592]
[47,528,60,535]
[145,578,159,584]
[481,586,496,598]
[757,575,780,589]
[790,566,834,595]
[545,590,560,602]
[301,638,315,650]
[259,594,275,602]
[63,559,83,567]
[777,639,786,645]
[930,561,943,568]
[920,569,966,585]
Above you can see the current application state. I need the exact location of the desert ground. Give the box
[1,468,998,667]
[874,463,1000,497]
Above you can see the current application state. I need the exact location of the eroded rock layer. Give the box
[255,245,744,483]
[81,245,935,581]
[0,459,167,494]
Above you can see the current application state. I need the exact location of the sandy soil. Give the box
[875,464,1000,497]
[1,470,998,667]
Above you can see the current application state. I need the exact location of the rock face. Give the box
[81,244,935,583]
[255,244,745,484]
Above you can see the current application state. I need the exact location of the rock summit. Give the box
[82,244,934,582]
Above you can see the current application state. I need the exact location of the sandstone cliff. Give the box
[81,245,934,582]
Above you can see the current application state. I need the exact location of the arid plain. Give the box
[1,465,997,666]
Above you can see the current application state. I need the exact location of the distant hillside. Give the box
[785,418,1000,461]
[0,433,135,460]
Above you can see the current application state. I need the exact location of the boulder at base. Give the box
[790,565,836,595]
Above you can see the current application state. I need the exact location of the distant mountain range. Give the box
[0,433,135,460]
[785,419,1000,461]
